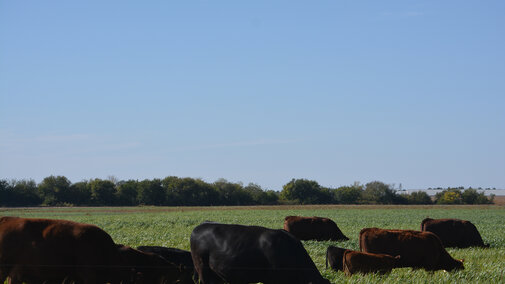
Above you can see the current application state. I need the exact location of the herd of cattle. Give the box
[0,215,489,283]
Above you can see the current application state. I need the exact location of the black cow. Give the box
[325,246,350,271]
[190,222,330,284]
[137,246,195,284]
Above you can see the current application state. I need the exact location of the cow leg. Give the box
[0,271,7,284]
[422,261,439,272]
[193,255,224,284]
[196,265,225,284]
[5,266,25,284]
[75,269,97,284]
[7,276,23,284]
[0,263,13,284]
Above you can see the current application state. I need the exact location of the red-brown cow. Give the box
[0,216,180,284]
[342,250,400,275]
[284,216,348,241]
[421,218,489,248]
[359,228,464,271]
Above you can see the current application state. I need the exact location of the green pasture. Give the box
[1,205,504,283]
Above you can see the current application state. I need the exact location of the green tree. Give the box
[435,188,463,204]
[0,180,13,206]
[137,179,165,205]
[334,185,363,204]
[319,187,336,204]
[406,191,432,204]
[477,193,494,204]
[243,183,279,205]
[88,179,117,205]
[69,181,92,205]
[214,179,253,205]
[261,190,280,205]
[162,177,219,206]
[461,188,479,204]
[38,176,72,205]
[362,181,398,204]
[11,179,41,206]
[280,179,328,204]
[116,180,139,206]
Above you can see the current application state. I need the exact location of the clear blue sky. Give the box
[1,1,504,190]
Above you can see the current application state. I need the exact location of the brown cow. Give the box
[421,218,489,248]
[360,228,464,271]
[0,216,180,284]
[342,250,400,275]
[284,216,349,241]
[325,246,350,271]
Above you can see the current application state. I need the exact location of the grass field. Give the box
[1,205,504,283]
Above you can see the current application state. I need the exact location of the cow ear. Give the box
[460,259,465,263]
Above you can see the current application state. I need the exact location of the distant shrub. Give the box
[406,191,432,204]
[435,188,494,205]
[334,185,363,204]
[462,188,493,204]
[362,181,399,204]
[279,179,330,204]
[243,183,279,205]
[1,176,496,206]
[482,194,495,204]
[435,189,463,204]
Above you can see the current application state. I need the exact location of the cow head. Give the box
[449,258,465,271]
[115,245,182,284]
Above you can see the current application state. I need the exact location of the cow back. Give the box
[0,217,119,283]
[342,250,399,275]
[191,222,330,284]
[421,218,488,248]
[284,216,348,241]
[359,228,463,271]
[116,245,182,284]
[136,246,195,284]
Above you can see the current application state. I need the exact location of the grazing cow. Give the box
[283,216,349,241]
[0,216,180,284]
[325,246,350,271]
[116,244,183,284]
[421,218,489,248]
[342,250,400,275]
[137,246,195,284]
[359,228,464,271]
[190,222,330,284]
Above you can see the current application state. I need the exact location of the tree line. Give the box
[0,176,494,207]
